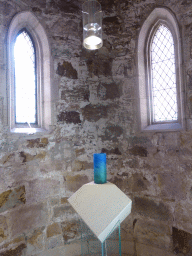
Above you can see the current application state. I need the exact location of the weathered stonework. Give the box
[26,138,48,148]
[133,197,171,221]
[0,186,26,213]
[53,205,76,219]
[81,104,108,122]
[134,219,171,250]
[72,160,92,172]
[101,124,123,142]
[27,178,60,204]
[56,61,78,79]
[101,147,122,155]
[129,146,148,157]
[97,82,120,100]
[57,111,81,124]
[172,227,192,254]
[0,243,26,256]
[0,0,192,255]
[0,216,8,243]
[86,57,113,77]
[10,204,48,237]
[65,174,89,193]
[47,223,62,238]
[61,87,90,103]
[26,226,45,255]
[61,219,80,243]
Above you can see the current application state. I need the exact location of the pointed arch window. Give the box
[14,29,37,125]
[7,11,52,133]
[150,24,178,123]
[138,8,185,131]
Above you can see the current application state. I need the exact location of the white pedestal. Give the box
[68,181,132,243]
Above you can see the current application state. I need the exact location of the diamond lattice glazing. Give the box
[151,24,178,122]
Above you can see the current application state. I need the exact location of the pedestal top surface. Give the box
[68,181,132,242]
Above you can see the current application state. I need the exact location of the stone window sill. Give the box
[142,122,183,132]
[11,127,48,135]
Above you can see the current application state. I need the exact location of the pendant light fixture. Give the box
[82,0,103,50]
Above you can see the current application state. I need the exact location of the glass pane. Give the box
[14,30,36,124]
[151,24,178,122]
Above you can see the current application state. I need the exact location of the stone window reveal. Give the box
[7,11,52,133]
[14,30,37,124]
[137,8,185,131]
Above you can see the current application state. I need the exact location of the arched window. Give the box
[150,24,177,123]
[7,11,52,133]
[14,29,37,125]
[138,8,184,131]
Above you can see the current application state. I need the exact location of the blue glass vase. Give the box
[94,153,107,184]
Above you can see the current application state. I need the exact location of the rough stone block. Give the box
[19,151,46,163]
[0,235,25,251]
[134,219,171,250]
[126,158,139,169]
[72,160,92,172]
[175,202,192,232]
[0,215,8,243]
[47,223,62,238]
[27,138,48,148]
[157,172,186,200]
[121,216,134,241]
[0,243,26,256]
[101,147,122,155]
[0,2,13,16]
[75,148,85,157]
[10,203,48,237]
[172,227,192,254]
[26,227,45,255]
[0,153,15,166]
[128,136,150,147]
[32,7,42,14]
[65,174,89,192]
[53,205,76,219]
[136,243,175,256]
[34,241,81,256]
[101,125,123,142]
[61,87,89,103]
[103,16,121,36]
[86,58,112,77]
[56,61,78,79]
[97,82,120,100]
[132,173,150,193]
[81,104,108,122]
[110,176,131,194]
[46,235,64,250]
[27,179,60,203]
[121,240,135,255]
[57,111,81,124]
[50,198,59,206]
[61,219,80,243]
[133,197,171,221]
[0,186,26,213]
[52,18,79,36]
[61,197,68,204]
[129,146,148,157]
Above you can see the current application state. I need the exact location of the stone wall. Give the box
[0,0,192,255]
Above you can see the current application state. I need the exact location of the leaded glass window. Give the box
[150,24,178,123]
[14,29,37,124]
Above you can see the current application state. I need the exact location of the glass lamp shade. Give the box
[82,0,103,50]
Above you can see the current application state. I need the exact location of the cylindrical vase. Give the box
[93,153,107,184]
